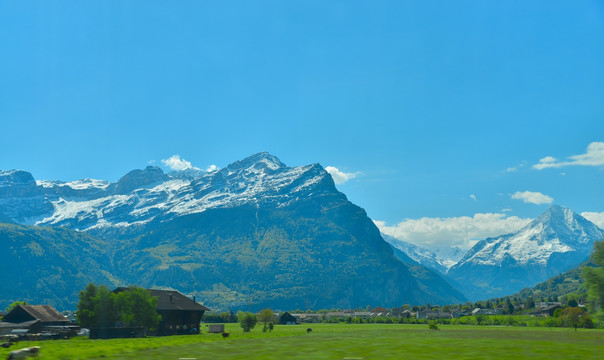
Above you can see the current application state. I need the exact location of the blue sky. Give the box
[2,1,604,249]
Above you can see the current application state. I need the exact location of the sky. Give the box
[1,1,604,250]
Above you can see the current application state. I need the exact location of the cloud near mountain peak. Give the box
[325,166,359,184]
[374,213,531,250]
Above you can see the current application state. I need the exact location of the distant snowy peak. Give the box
[225,152,285,173]
[452,205,603,268]
[382,234,451,273]
[37,178,111,190]
[0,153,338,232]
[447,205,603,300]
[534,204,602,245]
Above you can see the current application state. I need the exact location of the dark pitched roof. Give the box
[3,305,68,324]
[114,287,209,312]
[531,304,561,314]
[22,305,68,322]
[150,289,210,312]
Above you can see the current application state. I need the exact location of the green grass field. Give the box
[1,324,602,359]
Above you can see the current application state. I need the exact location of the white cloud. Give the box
[206,164,218,172]
[325,166,359,184]
[533,142,604,170]
[581,212,604,229]
[161,155,199,171]
[511,191,554,205]
[470,194,477,202]
[504,162,526,173]
[374,213,531,249]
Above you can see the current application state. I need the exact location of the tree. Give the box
[114,286,161,330]
[582,240,604,321]
[77,283,98,328]
[239,312,257,332]
[505,298,514,314]
[95,285,118,327]
[76,283,160,330]
[258,309,275,332]
[76,284,118,328]
[4,301,28,313]
[560,307,585,331]
[524,297,535,310]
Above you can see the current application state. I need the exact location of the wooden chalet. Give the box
[114,288,209,336]
[151,289,210,335]
[0,305,77,337]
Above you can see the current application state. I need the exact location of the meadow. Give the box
[1,323,602,360]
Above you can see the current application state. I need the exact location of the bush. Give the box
[428,321,439,330]
[544,317,560,327]
[239,312,257,332]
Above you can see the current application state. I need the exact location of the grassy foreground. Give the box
[1,323,602,359]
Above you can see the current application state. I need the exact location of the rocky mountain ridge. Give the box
[447,205,602,300]
[0,152,466,310]
[0,152,332,234]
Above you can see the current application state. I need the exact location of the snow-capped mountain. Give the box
[382,234,452,273]
[0,152,467,309]
[447,205,603,300]
[0,152,331,233]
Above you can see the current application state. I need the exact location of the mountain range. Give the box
[2,153,600,309]
[447,205,602,300]
[0,152,466,310]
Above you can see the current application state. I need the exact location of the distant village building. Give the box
[536,302,562,309]
[391,307,404,317]
[532,304,561,317]
[290,313,322,323]
[471,308,502,316]
[353,312,373,320]
[372,307,388,314]
[416,311,453,320]
[325,312,348,321]
[0,305,78,338]
[279,312,297,325]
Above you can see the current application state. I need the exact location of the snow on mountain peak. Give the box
[451,205,603,268]
[447,204,603,300]
[0,154,337,232]
[226,152,285,173]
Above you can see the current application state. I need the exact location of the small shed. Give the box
[279,312,297,325]
[208,324,225,333]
